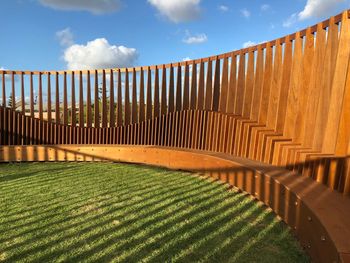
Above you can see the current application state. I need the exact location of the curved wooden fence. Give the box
[1,10,350,195]
[1,9,350,263]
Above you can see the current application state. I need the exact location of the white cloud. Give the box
[240,8,250,18]
[283,0,345,28]
[56,28,74,46]
[298,0,345,20]
[38,0,122,14]
[261,4,270,11]
[183,31,207,44]
[183,57,191,61]
[242,41,256,48]
[63,38,138,70]
[218,5,229,12]
[283,13,298,27]
[147,0,201,23]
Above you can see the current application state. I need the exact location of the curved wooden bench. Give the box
[1,144,350,263]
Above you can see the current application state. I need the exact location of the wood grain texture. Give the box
[266,39,282,130]
[258,43,272,124]
[250,46,263,121]
[323,11,350,153]
[227,54,237,114]
[218,57,228,113]
[303,23,327,147]
[283,32,303,139]
[235,51,246,116]
[243,50,255,118]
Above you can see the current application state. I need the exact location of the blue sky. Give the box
[0,0,349,71]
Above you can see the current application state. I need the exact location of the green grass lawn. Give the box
[0,162,309,263]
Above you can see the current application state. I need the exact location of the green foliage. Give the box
[0,162,309,263]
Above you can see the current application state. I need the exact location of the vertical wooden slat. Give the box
[197,60,205,110]
[335,54,350,156]
[212,57,221,112]
[38,72,43,120]
[101,70,107,127]
[243,50,255,118]
[205,60,213,110]
[284,32,303,139]
[55,72,60,124]
[276,36,293,133]
[79,71,84,127]
[293,28,315,142]
[168,64,175,113]
[146,67,152,119]
[175,64,182,111]
[47,72,52,123]
[86,70,92,127]
[302,24,327,147]
[312,17,339,149]
[190,61,197,109]
[139,68,145,122]
[227,54,237,114]
[71,72,76,126]
[258,43,273,124]
[250,46,264,120]
[235,52,246,116]
[30,72,34,118]
[21,72,25,114]
[154,66,160,118]
[183,63,190,110]
[266,39,282,129]
[1,71,5,107]
[323,11,350,153]
[125,68,130,125]
[94,70,99,128]
[161,65,167,115]
[132,68,138,124]
[219,57,229,112]
[109,69,115,127]
[117,69,123,126]
[11,72,15,110]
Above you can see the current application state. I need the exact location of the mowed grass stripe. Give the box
[1,170,202,253]
[0,162,309,263]
[10,178,219,262]
[0,169,190,231]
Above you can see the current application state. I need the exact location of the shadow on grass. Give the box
[0,162,309,263]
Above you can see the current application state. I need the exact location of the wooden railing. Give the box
[1,10,350,195]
